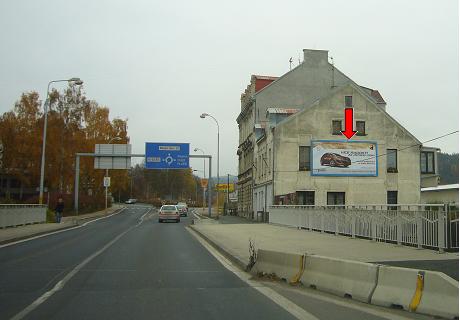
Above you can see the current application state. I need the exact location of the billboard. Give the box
[216,183,235,192]
[145,142,189,169]
[311,140,377,176]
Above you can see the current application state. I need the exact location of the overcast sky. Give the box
[0,0,458,177]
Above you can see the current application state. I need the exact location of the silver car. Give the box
[159,205,180,223]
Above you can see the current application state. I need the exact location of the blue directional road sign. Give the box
[145,142,190,169]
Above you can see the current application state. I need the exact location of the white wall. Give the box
[272,84,421,205]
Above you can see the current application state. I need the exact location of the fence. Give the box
[269,204,459,252]
[0,204,47,228]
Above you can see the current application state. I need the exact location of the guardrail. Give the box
[269,204,458,252]
[0,204,47,228]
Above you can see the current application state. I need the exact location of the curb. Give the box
[188,225,247,271]
[0,207,123,246]
[0,224,78,246]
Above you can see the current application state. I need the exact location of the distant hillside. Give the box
[438,152,459,185]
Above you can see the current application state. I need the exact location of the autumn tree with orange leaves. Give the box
[0,84,129,212]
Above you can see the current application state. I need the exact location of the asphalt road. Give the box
[0,205,436,320]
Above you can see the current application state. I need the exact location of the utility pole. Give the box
[227,174,230,214]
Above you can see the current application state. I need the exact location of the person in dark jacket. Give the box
[55,197,64,223]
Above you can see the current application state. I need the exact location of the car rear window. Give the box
[162,205,177,211]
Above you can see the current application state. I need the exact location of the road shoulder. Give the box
[0,205,124,246]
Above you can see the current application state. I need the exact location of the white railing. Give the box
[0,204,47,228]
[448,211,459,249]
[269,205,449,252]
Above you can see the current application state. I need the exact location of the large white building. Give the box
[237,49,440,217]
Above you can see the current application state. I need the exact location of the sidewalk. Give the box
[0,204,124,245]
[190,220,459,280]
[193,208,254,223]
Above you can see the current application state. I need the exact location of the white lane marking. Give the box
[10,207,150,320]
[187,227,319,320]
[0,208,128,249]
[264,283,419,320]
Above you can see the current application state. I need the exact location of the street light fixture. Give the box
[39,77,83,205]
[199,113,220,218]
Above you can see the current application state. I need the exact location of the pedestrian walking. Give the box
[55,197,64,223]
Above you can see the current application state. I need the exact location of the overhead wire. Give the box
[272,130,459,173]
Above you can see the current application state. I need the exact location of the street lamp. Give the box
[39,77,83,205]
[193,148,206,179]
[105,136,122,209]
[200,113,220,217]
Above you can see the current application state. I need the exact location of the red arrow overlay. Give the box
[341,108,357,140]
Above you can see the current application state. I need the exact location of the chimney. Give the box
[303,49,329,66]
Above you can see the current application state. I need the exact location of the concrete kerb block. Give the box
[417,270,459,319]
[371,265,421,312]
[300,254,379,303]
[252,249,304,282]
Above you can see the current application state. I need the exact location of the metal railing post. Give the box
[397,210,402,245]
[320,210,325,233]
[438,205,447,253]
[416,210,423,249]
[351,210,356,238]
[335,210,339,235]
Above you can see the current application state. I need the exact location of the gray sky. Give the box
[0,0,458,177]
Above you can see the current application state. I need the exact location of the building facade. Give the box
[255,83,437,210]
[237,75,277,217]
[238,48,440,217]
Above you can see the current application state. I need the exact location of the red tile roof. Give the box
[252,75,278,92]
[360,86,386,104]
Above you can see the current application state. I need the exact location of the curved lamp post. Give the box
[200,113,220,217]
[39,77,83,204]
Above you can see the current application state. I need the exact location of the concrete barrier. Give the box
[300,254,379,303]
[0,205,47,228]
[252,249,304,282]
[371,265,421,311]
[252,248,458,319]
[417,271,459,319]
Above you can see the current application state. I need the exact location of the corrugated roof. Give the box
[421,184,459,192]
[266,108,299,115]
[253,75,279,81]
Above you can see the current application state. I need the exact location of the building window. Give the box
[345,96,353,107]
[299,146,311,171]
[356,121,366,136]
[387,191,398,210]
[332,120,342,135]
[296,191,315,205]
[387,149,398,173]
[327,192,345,207]
[421,151,435,174]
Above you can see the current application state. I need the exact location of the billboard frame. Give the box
[310,139,378,177]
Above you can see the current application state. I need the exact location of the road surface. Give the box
[0,205,434,320]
